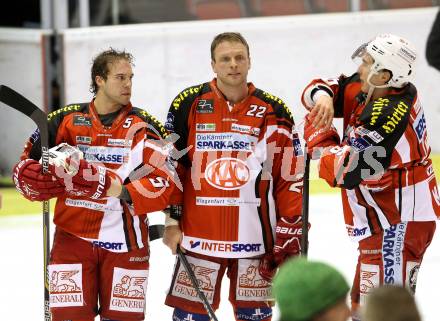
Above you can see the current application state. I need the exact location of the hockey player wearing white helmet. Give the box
[300,34,440,320]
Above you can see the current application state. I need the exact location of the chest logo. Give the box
[196,99,214,113]
[205,158,250,190]
[73,115,92,127]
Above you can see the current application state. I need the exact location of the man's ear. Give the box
[380,70,392,84]
[96,75,104,87]
[211,59,216,73]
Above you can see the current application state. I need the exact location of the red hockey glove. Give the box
[48,144,117,199]
[304,114,340,159]
[12,159,64,201]
[259,216,310,281]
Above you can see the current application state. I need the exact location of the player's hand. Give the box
[258,253,277,282]
[12,159,64,201]
[48,144,117,199]
[309,94,334,130]
[163,225,183,255]
[304,114,340,159]
[259,216,309,281]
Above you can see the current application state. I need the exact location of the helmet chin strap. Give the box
[365,68,391,105]
[365,71,377,105]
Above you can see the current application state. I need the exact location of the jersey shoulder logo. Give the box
[47,104,83,122]
[172,84,205,110]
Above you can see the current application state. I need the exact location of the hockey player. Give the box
[162,32,305,321]
[301,34,440,320]
[12,48,175,321]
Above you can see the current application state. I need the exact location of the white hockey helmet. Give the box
[352,34,417,88]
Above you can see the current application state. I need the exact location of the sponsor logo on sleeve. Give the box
[350,137,371,152]
[367,131,384,143]
[355,126,371,136]
[414,112,426,141]
[382,101,410,134]
[370,98,388,126]
[49,264,83,307]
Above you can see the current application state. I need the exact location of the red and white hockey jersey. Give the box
[302,73,440,241]
[21,100,174,252]
[166,79,304,258]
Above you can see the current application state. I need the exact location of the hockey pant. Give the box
[49,228,149,321]
[351,221,436,315]
[165,251,273,321]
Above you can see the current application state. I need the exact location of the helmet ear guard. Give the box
[352,34,417,89]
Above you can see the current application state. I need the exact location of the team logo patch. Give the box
[359,263,379,306]
[49,264,84,307]
[73,115,92,127]
[236,259,271,301]
[196,99,214,113]
[205,158,250,190]
[171,257,219,304]
[110,267,148,313]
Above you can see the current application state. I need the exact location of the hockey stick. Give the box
[301,144,310,257]
[0,85,51,320]
[176,247,219,321]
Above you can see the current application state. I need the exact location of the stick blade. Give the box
[0,85,46,124]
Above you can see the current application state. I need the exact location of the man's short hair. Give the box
[363,285,421,321]
[90,48,134,95]
[210,32,250,61]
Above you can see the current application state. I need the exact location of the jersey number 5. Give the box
[123,118,133,128]
[246,105,266,118]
